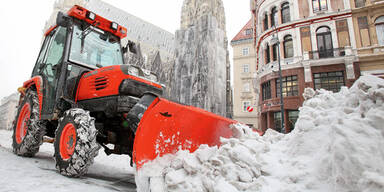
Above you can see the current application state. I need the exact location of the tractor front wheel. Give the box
[12,91,45,157]
[54,108,100,177]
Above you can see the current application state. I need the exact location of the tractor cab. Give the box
[30,5,161,120]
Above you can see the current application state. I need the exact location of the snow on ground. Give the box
[137,75,384,192]
[0,130,136,192]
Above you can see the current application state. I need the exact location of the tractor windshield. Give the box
[69,24,124,68]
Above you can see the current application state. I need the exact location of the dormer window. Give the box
[245,29,253,35]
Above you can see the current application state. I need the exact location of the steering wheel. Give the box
[39,63,56,80]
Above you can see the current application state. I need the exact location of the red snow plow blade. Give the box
[132,98,236,169]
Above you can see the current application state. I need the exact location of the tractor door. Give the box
[31,27,67,118]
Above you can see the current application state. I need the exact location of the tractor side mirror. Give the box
[124,40,137,54]
[56,11,71,27]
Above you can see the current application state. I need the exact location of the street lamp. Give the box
[271,27,285,134]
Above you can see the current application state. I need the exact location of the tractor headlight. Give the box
[148,73,158,82]
[111,22,118,30]
[86,11,96,20]
[127,65,139,76]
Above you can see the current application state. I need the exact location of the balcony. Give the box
[309,48,345,60]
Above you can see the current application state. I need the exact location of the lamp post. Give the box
[271,27,285,134]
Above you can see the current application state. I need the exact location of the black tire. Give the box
[12,91,45,157]
[54,108,100,177]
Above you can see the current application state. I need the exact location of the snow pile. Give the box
[136,75,384,192]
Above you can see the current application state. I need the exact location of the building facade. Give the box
[231,19,259,128]
[350,0,384,77]
[250,0,362,133]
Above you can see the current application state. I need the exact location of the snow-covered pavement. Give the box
[0,130,137,192]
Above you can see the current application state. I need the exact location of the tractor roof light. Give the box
[111,22,118,31]
[86,11,96,21]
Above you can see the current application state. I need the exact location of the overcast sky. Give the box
[0,0,251,99]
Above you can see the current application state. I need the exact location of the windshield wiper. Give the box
[80,23,100,53]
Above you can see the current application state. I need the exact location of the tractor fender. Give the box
[21,76,43,119]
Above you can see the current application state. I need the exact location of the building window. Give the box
[274,112,283,132]
[281,3,291,24]
[242,47,249,56]
[271,7,278,27]
[243,64,249,73]
[283,35,293,58]
[276,75,298,97]
[245,28,253,35]
[312,0,328,12]
[243,101,251,112]
[272,43,279,61]
[355,0,366,8]
[265,44,271,64]
[313,71,345,92]
[264,13,269,31]
[288,110,299,131]
[375,16,384,46]
[243,83,250,92]
[358,17,370,47]
[262,81,271,101]
[316,26,334,58]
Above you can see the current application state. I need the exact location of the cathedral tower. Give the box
[171,0,231,117]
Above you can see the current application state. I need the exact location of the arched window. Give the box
[265,44,270,64]
[281,3,290,24]
[375,16,384,46]
[264,13,269,31]
[316,26,333,58]
[272,43,279,61]
[271,7,278,27]
[284,35,293,58]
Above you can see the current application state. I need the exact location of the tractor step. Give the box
[43,136,55,143]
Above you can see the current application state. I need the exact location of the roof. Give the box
[231,19,253,42]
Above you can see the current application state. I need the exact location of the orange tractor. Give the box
[13,5,236,177]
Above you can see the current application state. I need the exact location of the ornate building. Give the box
[231,19,259,128]
[350,0,384,78]
[180,0,226,31]
[171,0,232,117]
[250,0,362,132]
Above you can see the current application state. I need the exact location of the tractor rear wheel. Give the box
[12,90,45,157]
[54,108,100,177]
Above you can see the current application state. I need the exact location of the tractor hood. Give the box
[76,65,163,101]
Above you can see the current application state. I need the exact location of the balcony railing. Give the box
[309,48,345,60]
